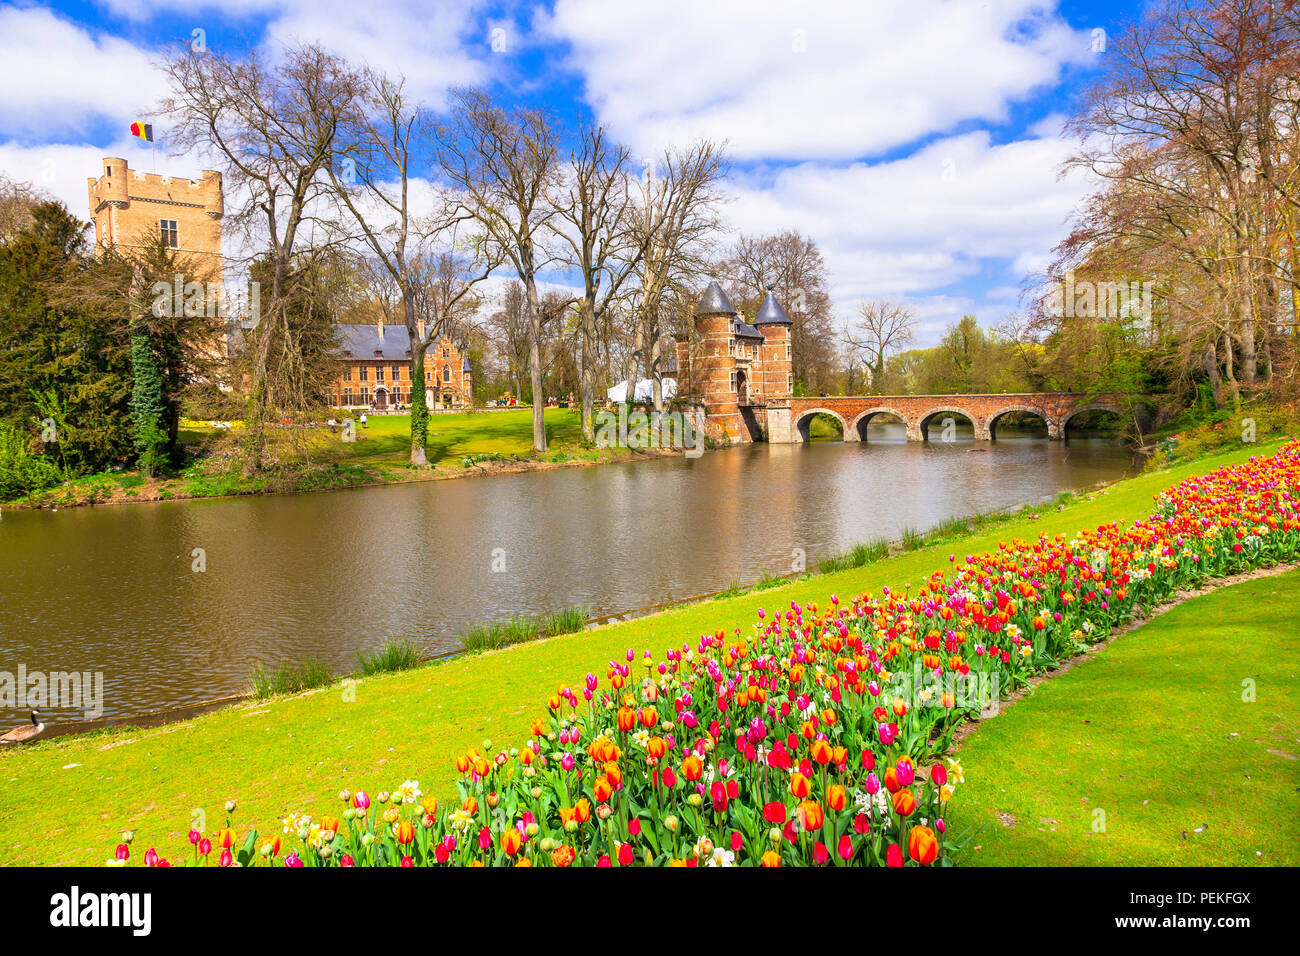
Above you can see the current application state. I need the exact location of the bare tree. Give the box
[627,141,728,419]
[551,123,641,439]
[845,300,915,392]
[1055,0,1300,409]
[433,89,562,452]
[722,231,836,392]
[326,71,497,464]
[0,175,49,245]
[159,43,365,472]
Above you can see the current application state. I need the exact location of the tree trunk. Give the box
[1222,330,1240,409]
[408,316,428,468]
[1203,339,1225,410]
[1239,308,1257,387]
[525,277,546,452]
[580,298,596,441]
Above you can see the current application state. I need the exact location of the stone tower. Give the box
[689,280,743,441]
[753,284,793,400]
[87,157,224,279]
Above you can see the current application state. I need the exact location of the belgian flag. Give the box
[130,121,154,143]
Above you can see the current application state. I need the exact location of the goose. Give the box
[0,710,45,745]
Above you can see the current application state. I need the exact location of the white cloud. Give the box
[542,0,1096,161]
[0,6,168,137]
[725,124,1089,343]
[89,0,490,110]
[0,140,128,223]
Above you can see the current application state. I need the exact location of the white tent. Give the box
[607,378,677,402]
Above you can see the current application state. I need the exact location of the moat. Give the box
[0,425,1134,724]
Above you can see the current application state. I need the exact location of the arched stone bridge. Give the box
[780,393,1123,442]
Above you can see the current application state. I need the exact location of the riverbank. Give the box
[0,437,1288,865]
[2,409,684,510]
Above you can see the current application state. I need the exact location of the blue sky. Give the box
[1,0,1144,344]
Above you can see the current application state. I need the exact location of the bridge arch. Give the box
[1063,402,1123,441]
[794,407,850,443]
[918,406,978,442]
[988,405,1049,441]
[848,406,912,442]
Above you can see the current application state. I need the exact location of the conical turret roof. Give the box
[753,285,792,326]
[697,280,735,316]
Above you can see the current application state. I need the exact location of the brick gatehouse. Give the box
[676,282,1121,443]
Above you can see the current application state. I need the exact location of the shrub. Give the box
[0,422,61,501]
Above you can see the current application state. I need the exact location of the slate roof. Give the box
[753,285,792,326]
[337,324,470,371]
[733,320,764,339]
[697,280,735,315]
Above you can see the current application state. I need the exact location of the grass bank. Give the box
[0,438,1288,865]
[950,567,1300,866]
[5,409,669,510]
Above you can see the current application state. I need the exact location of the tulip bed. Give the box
[111,442,1300,867]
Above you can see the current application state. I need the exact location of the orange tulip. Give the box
[552,846,575,868]
[501,828,523,856]
[798,800,824,831]
[394,820,415,844]
[761,850,781,867]
[826,784,847,812]
[681,754,704,781]
[892,789,916,817]
[908,824,938,865]
[789,772,812,799]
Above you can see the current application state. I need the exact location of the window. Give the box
[785,344,791,360]
[360,388,370,404]
[160,219,178,248]
[442,365,451,383]
[359,366,369,382]
[342,389,354,405]
[343,367,352,382]
[425,371,431,382]
[392,364,402,380]
[376,365,385,381]
[787,372,793,390]
[729,371,737,392]
[442,346,450,358]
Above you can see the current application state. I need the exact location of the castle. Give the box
[332,320,472,411]
[675,281,795,443]
[87,157,224,276]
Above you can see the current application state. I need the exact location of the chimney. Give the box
[377,316,384,339]
[417,317,425,341]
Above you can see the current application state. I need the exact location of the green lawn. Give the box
[0,438,1289,865]
[311,409,589,467]
[951,568,1300,866]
